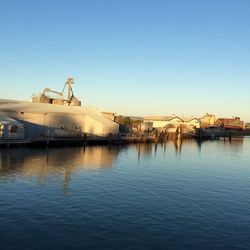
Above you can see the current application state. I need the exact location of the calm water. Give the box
[1,139,250,250]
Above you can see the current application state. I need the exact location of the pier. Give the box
[1,127,248,148]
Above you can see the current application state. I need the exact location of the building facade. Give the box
[0,99,119,141]
[216,117,245,130]
[144,116,200,129]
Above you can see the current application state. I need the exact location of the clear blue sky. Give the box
[0,0,249,121]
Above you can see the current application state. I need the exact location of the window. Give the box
[9,125,20,133]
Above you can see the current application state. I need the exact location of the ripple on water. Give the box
[0,140,250,249]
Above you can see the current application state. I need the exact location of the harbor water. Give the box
[1,138,250,249]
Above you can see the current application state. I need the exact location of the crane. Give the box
[41,77,76,103]
[33,77,81,106]
[61,77,75,102]
[42,88,64,98]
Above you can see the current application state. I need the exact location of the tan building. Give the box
[144,116,182,128]
[245,123,250,129]
[101,112,116,121]
[200,113,216,128]
[0,99,119,141]
[144,116,200,129]
[181,117,201,128]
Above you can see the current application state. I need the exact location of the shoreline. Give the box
[0,135,249,148]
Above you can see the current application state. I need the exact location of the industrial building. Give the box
[0,78,119,144]
[0,99,119,142]
[0,115,24,140]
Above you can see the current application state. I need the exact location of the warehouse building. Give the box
[144,116,200,129]
[0,99,119,142]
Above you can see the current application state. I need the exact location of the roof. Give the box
[101,112,116,115]
[180,117,200,122]
[0,99,99,115]
[144,116,200,122]
[217,118,239,122]
[0,115,22,126]
[144,116,177,121]
[0,98,117,128]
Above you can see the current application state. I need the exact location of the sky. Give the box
[0,0,249,121]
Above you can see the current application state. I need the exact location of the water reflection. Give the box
[0,146,121,195]
[173,138,183,156]
[0,138,245,193]
[134,138,244,162]
[0,147,118,174]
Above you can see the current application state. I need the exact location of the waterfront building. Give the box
[101,112,116,121]
[0,115,24,140]
[0,78,119,143]
[200,113,216,128]
[245,123,250,129]
[0,99,119,142]
[216,117,245,130]
[144,116,182,128]
[140,122,153,132]
[143,116,200,129]
[181,117,201,128]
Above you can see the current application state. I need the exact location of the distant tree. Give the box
[114,116,131,126]
[114,116,143,128]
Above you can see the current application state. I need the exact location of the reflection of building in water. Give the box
[173,139,183,156]
[220,137,244,154]
[134,138,245,161]
[136,143,154,158]
[0,139,245,193]
[195,137,244,157]
[136,140,184,160]
[0,146,120,195]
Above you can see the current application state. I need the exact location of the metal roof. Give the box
[144,116,177,121]
[0,115,22,125]
[0,99,117,128]
[144,116,200,122]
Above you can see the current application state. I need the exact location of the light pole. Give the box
[44,113,48,138]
